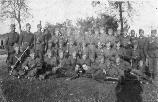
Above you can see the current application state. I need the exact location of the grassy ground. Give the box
[0,55,157,102]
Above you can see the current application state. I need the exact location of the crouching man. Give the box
[22,49,42,80]
[7,44,25,78]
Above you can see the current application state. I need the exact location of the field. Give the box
[0,54,157,102]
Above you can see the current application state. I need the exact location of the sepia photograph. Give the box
[0,0,158,102]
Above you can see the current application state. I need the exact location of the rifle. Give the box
[103,76,119,82]
[10,46,30,75]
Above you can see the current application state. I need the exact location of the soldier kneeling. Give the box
[7,44,25,78]
[22,49,42,80]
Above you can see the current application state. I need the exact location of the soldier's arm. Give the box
[144,39,149,57]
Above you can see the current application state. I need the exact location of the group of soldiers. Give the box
[4,23,158,86]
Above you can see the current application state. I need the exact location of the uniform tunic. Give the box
[19,31,34,51]
[5,32,19,54]
[144,37,158,80]
[5,32,19,66]
[34,31,45,60]
[22,57,42,77]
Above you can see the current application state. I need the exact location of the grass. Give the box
[0,58,157,102]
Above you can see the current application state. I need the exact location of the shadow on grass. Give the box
[0,75,157,102]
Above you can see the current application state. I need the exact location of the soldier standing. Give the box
[105,27,116,47]
[131,39,140,69]
[19,23,34,56]
[130,29,137,45]
[5,24,19,72]
[34,24,45,62]
[137,29,147,73]
[144,29,158,86]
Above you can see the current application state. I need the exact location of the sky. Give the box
[0,0,158,35]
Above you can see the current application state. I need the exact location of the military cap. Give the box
[26,23,31,27]
[139,29,144,33]
[10,24,15,28]
[37,24,42,28]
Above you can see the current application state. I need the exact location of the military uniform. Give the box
[113,58,131,77]
[34,31,45,61]
[7,52,25,76]
[105,35,116,47]
[19,31,34,52]
[77,56,91,67]
[114,47,127,59]
[22,56,42,78]
[43,28,52,53]
[137,36,147,71]
[144,35,158,80]
[93,55,107,80]
[5,30,19,65]
[103,48,116,62]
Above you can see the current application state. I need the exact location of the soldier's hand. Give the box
[139,60,143,67]
[103,69,107,74]
[24,66,29,70]
[11,65,15,69]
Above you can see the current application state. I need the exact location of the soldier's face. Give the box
[106,42,111,48]
[37,27,41,31]
[131,30,135,37]
[134,44,138,49]
[100,57,104,64]
[26,25,31,32]
[151,32,156,37]
[75,65,80,71]
[95,30,99,35]
[82,54,87,60]
[98,42,101,48]
[11,27,15,32]
[14,47,19,53]
[72,52,76,59]
[55,30,59,36]
[108,29,113,35]
[139,30,144,37]
[116,42,120,47]
[30,53,35,59]
[59,52,63,59]
[47,52,52,58]
[100,28,104,34]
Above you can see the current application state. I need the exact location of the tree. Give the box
[0,0,32,33]
[91,0,137,35]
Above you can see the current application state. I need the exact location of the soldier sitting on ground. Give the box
[40,49,58,80]
[22,49,42,80]
[93,54,107,81]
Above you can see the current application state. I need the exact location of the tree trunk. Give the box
[18,20,22,34]
[17,9,21,34]
[118,2,123,36]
